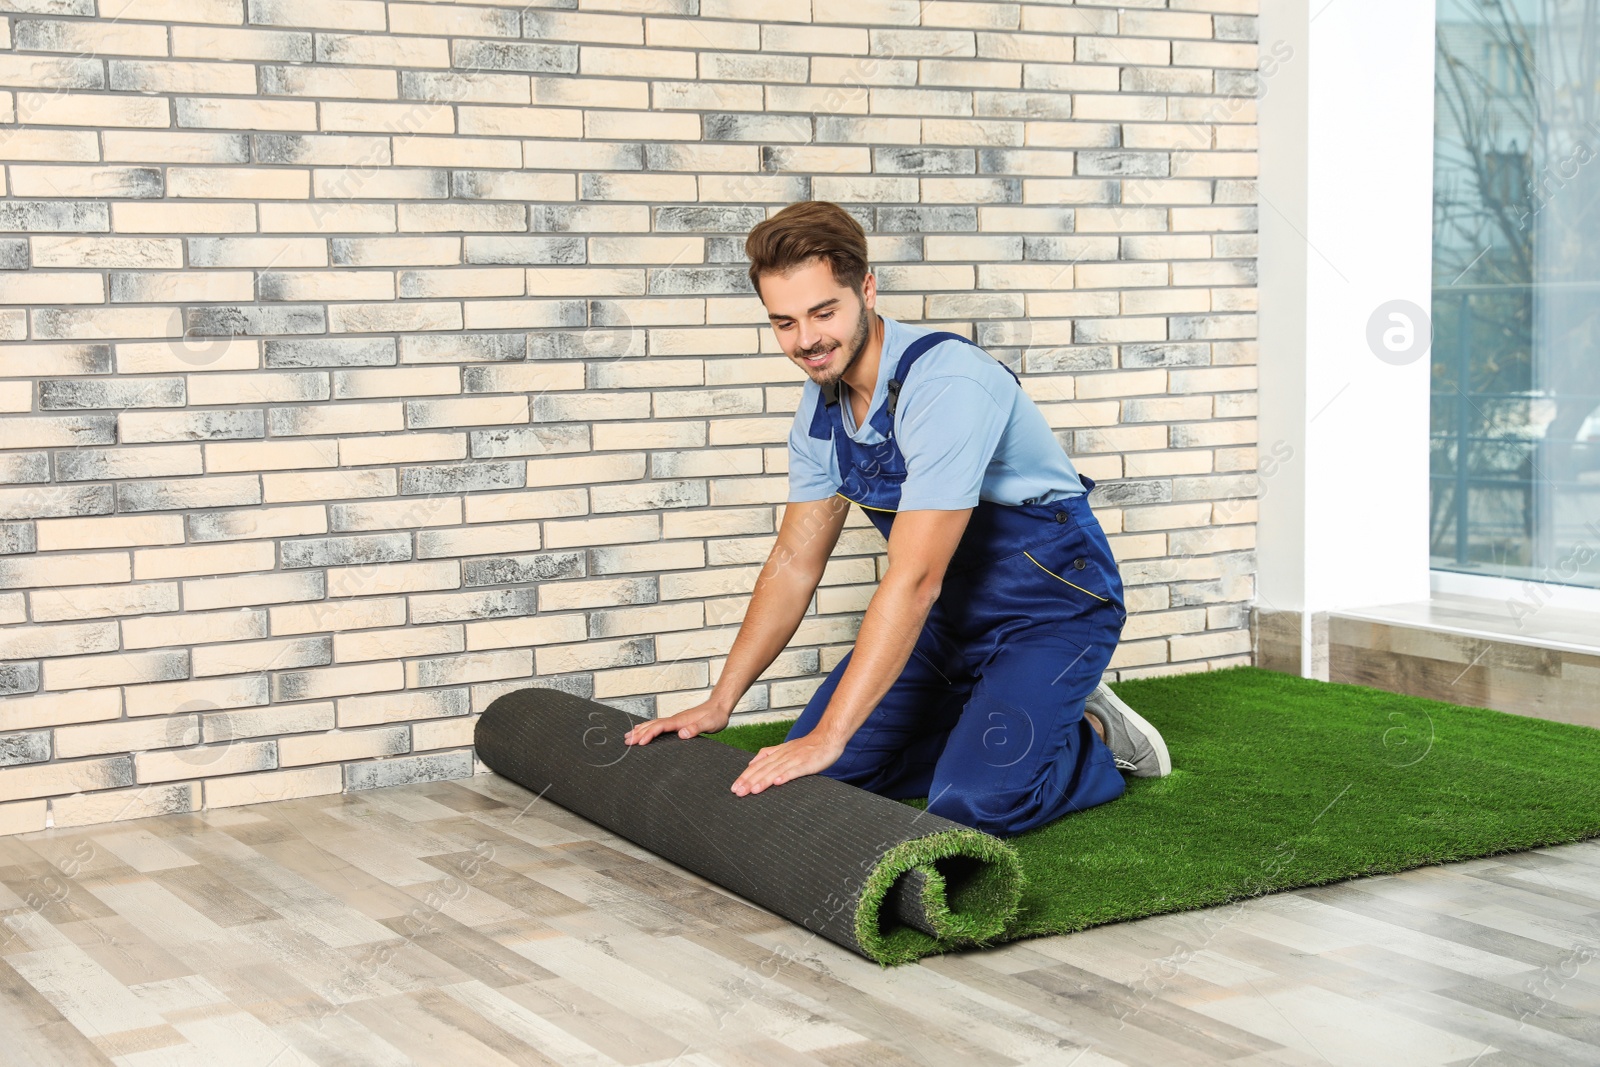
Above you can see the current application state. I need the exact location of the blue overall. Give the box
[783,332,1129,837]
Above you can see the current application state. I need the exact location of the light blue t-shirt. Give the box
[786,314,1086,510]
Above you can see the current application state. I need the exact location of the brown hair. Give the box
[745,200,869,301]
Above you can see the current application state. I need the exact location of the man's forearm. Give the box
[705,552,822,713]
[808,571,939,746]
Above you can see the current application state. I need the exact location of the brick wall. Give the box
[0,0,1259,836]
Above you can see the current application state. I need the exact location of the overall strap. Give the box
[806,329,1021,441]
[806,380,836,440]
[871,331,1022,436]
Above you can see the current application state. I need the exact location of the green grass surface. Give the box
[711,666,1600,953]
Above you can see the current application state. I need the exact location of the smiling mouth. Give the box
[802,348,833,367]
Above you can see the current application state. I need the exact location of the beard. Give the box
[799,296,872,386]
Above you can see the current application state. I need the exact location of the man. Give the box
[624,200,1170,837]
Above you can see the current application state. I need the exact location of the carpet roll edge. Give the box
[855,827,1026,966]
[473,688,1027,967]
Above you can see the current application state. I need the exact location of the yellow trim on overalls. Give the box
[835,491,897,513]
[1022,550,1110,601]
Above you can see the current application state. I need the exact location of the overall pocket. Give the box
[1023,546,1110,602]
[1019,512,1124,613]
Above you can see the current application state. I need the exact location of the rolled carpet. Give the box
[475,686,1025,965]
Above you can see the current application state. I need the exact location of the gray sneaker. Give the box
[1084,682,1172,777]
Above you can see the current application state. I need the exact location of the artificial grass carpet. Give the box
[710,666,1600,958]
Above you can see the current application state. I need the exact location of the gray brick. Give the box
[527,330,642,361]
[591,480,707,513]
[281,533,413,569]
[877,206,976,232]
[525,673,595,699]
[0,662,39,696]
[39,378,185,410]
[1023,347,1116,373]
[1216,70,1260,97]
[975,91,1075,120]
[1217,16,1258,42]
[398,461,523,495]
[453,38,575,73]
[409,587,539,624]
[462,236,585,265]
[1024,236,1120,261]
[140,409,267,441]
[267,667,326,703]
[1092,480,1174,506]
[0,731,49,767]
[871,148,976,174]
[345,750,473,791]
[462,550,586,586]
[117,477,261,513]
[0,483,114,520]
[703,53,806,82]
[599,694,654,718]
[703,113,812,142]
[265,337,397,368]
[1123,343,1213,369]
[652,206,767,233]
[647,267,752,296]
[0,523,36,554]
[107,274,167,302]
[705,237,749,263]
[0,202,111,231]
[186,305,328,337]
[403,332,525,363]
[1172,580,1226,608]
[1078,152,1170,177]
[0,453,49,484]
[411,658,502,692]
[0,239,29,270]
[467,425,589,459]
[1171,315,1252,341]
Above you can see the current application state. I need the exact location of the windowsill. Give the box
[1332,580,1600,657]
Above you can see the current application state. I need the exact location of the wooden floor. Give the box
[2,772,1598,1067]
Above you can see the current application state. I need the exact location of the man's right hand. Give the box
[623,700,732,746]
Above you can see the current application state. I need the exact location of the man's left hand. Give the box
[731,733,846,796]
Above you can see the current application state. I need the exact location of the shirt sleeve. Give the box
[786,393,841,503]
[895,374,1008,511]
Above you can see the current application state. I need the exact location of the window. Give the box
[1431,0,1600,590]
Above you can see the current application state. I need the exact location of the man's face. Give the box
[758,257,875,386]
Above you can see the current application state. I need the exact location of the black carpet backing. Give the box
[475,686,1026,965]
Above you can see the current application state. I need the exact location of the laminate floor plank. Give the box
[0,776,1594,1065]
